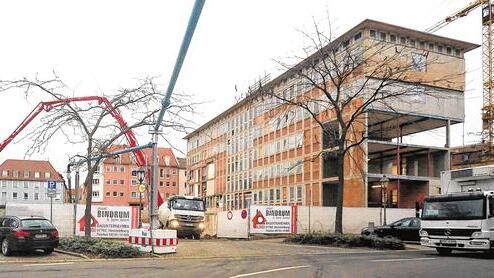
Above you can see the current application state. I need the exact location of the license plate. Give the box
[35,234,47,239]
[440,239,456,245]
[184,223,194,227]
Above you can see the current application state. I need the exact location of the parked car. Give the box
[361,217,421,241]
[0,216,59,256]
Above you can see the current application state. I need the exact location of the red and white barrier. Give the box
[128,228,177,254]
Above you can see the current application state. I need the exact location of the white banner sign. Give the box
[249,205,296,234]
[76,205,139,238]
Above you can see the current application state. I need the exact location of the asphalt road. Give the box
[1,249,493,278]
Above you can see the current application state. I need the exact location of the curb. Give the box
[54,249,90,259]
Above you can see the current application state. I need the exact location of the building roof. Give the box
[184,19,480,140]
[103,145,179,167]
[0,159,64,182]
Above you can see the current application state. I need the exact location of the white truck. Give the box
[158,195,206,239]
[420,166,494,255]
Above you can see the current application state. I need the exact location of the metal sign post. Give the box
[47,180,57,223]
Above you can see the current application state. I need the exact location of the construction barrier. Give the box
[128,228,177,254]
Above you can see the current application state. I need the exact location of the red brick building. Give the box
[88,145,180,207]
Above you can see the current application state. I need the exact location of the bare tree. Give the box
[252,21,460,233]
[0,76,197,238]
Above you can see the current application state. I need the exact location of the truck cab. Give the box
[158,196,205,239]
[420,190,494,255]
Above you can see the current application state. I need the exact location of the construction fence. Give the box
[214,205,415,238]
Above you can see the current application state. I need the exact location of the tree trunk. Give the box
[334,147,345,234]
[84,145,94,240]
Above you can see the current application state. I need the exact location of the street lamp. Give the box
[136,168,146,228]
[380,175,390,225]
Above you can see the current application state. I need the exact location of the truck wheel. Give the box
[44,248,54,255]
[436,248,452,256]
[1,238,12,256]
[193,233,201,240]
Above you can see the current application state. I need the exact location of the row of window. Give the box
[253,159,304,182]
[258,133,303,159]
[1,170,51,179]
[0,191,60,201]
[369,29,462,57]
[252,185,304,205]
[1,180,46,190]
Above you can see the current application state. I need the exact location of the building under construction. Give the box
[185,19,478,211]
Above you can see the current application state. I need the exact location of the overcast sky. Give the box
[0,0,483,173]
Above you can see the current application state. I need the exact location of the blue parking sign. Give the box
[47,180,56,190]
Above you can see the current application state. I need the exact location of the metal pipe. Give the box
[70,143,153,167]
[73,170,80,236]
[153,0,206,131]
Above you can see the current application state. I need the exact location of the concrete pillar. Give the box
[445,119,451,170]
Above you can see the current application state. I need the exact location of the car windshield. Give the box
[422,198,486,220]
[171,199,204,211]
[21,219,54,228]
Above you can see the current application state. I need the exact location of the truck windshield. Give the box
[171,199,204,211]
[422,198,486,220]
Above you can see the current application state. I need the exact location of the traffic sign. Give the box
[138,184,147,193]
[47,180,56,190]
[47,191,57,198]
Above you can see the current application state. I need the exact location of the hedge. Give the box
[284,233,405,250]
[59,237,142,258]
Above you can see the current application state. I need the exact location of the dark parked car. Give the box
[0,216,59,256]
[361,217,421,241]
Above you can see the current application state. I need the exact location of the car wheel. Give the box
[436,248,452,256]
[1,238,12,256]
[44,248,54,255]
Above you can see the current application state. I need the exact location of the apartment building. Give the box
[0,159,65,205]
[88,145,180,207]
[185,19,478,211]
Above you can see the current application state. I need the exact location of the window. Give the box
[12,181,18,188]
[113,166,118,172]
[23,181,28,189]
[164,156,171,166]
[92,191,99,197]
[34,193,39,200]
[411,53,427,72]
[93,179,100,185]
[13,170,19,178]
[297,186,303,203]
[131,192,137,198]
[132,170,137,177]
[112,180,117,185]
[106,180,110,185]
[437,45,443,53]
[172,182,176,187]
[45,172,51,178]
[34,182,39,190]
[166,182,170,187]
[369,30,376,38]
[1,192,6,199]
[1,180,6,189]
[446,47,452,55]
[106,166,111,172]
[106,192,110,197]
[160,181,164,187]
[119,192,124,197]
[419,41,425,49]
[455,49,461,56]
[354,32,362,41]
[120,180,124,185]
[34,171,40,178]
[132,180,137,186]
[23,170,29,178]
[409,39,416,47]
[1,170,7,177]
[23,192,29,200]
[172,169,177,175]
[12,192,18,200]
[160,169,164,178]
[400,37,406,44]
[120,166,125,172]
[379,32,386,41]
[113,191,117,197]
[390,34,396,43]
[428,43,434,51]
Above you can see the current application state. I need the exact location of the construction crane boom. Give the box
[0,96,147,166]
[427,0,494,153]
